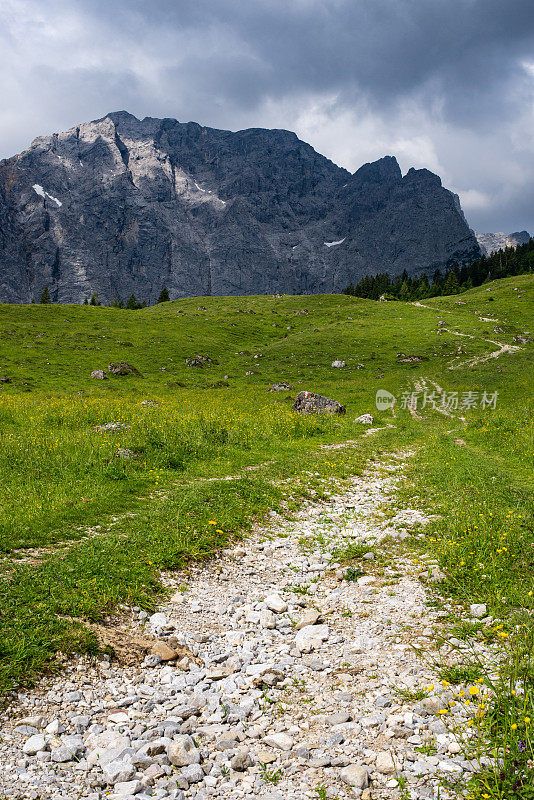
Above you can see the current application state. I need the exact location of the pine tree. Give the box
[398,280,410,301]
[442,271,460,295]
[157,287,170,303]
[39,286,51,304]
[83,296,88,305]
[89,293,100,306]
[125,294,138,310]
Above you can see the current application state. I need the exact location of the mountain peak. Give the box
[0,114,480,303]
[106,110,141,124]
[353,155,402,183]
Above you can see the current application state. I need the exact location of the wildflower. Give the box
[469,686,480,696]
[525,717,531,724]
[511,723,517,730]
[208,520,216,525]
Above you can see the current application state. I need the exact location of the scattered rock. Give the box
[91,369,107,380]
[340,764,369,788]
[115,448,134,459]
[108,362,142,377]
[375,751,397,774]
[294,608,321,630]
[93,422,131,433]
[23,735,47,755]
[181,763,204,783]
[264,593,288,613]
[470,603,487,618]
[260,610,277,629]
[295,624,330,651]
[269,382,294,391]
[263,732,294,751]
[354,414,374,424]
[167,735,201,767]
[331,360,346,368]
[150,641,177,661]
[292,391,346,415]
[231,748,253,771]
[186,354,214,367]
[396,354,423,363]
[103,760,136,785]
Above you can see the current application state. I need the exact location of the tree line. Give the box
[343,238,534,301]
[37,287,170,307]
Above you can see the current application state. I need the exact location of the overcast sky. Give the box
[2,0,533,233]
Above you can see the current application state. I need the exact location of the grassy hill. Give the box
[0,275,532,731]
[2,274,532,398]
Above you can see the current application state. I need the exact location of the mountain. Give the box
[476,230,531,256]
[0,111,481,303]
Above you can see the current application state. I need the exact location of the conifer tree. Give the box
[39,286,51,304]
[157,287,170,303]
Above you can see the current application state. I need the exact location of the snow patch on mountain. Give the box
[32,184,62,207]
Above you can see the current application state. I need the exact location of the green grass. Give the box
[394,285,534,799]
[0,276,532,800]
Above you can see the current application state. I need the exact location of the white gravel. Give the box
[0,454,480,800]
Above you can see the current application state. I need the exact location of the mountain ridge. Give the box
[475,230,531,256]
[0,111,481,303]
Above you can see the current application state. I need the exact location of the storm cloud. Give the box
[1,0,533,232]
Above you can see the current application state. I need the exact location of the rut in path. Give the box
[410,300,523,369]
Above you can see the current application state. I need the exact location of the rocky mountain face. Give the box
[475,230,531,256]
[0,111,481,303]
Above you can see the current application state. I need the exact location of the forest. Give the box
[343,238,534,301]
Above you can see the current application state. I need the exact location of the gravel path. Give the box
[0,453,477,800]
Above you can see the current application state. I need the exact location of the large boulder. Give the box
[292,391,346,414]
[108,362,142,377]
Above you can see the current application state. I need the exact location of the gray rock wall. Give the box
[0,111,481,303]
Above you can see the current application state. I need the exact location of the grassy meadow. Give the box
[0,275,533,798]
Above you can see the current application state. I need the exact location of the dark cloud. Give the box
[1,0,533,232]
